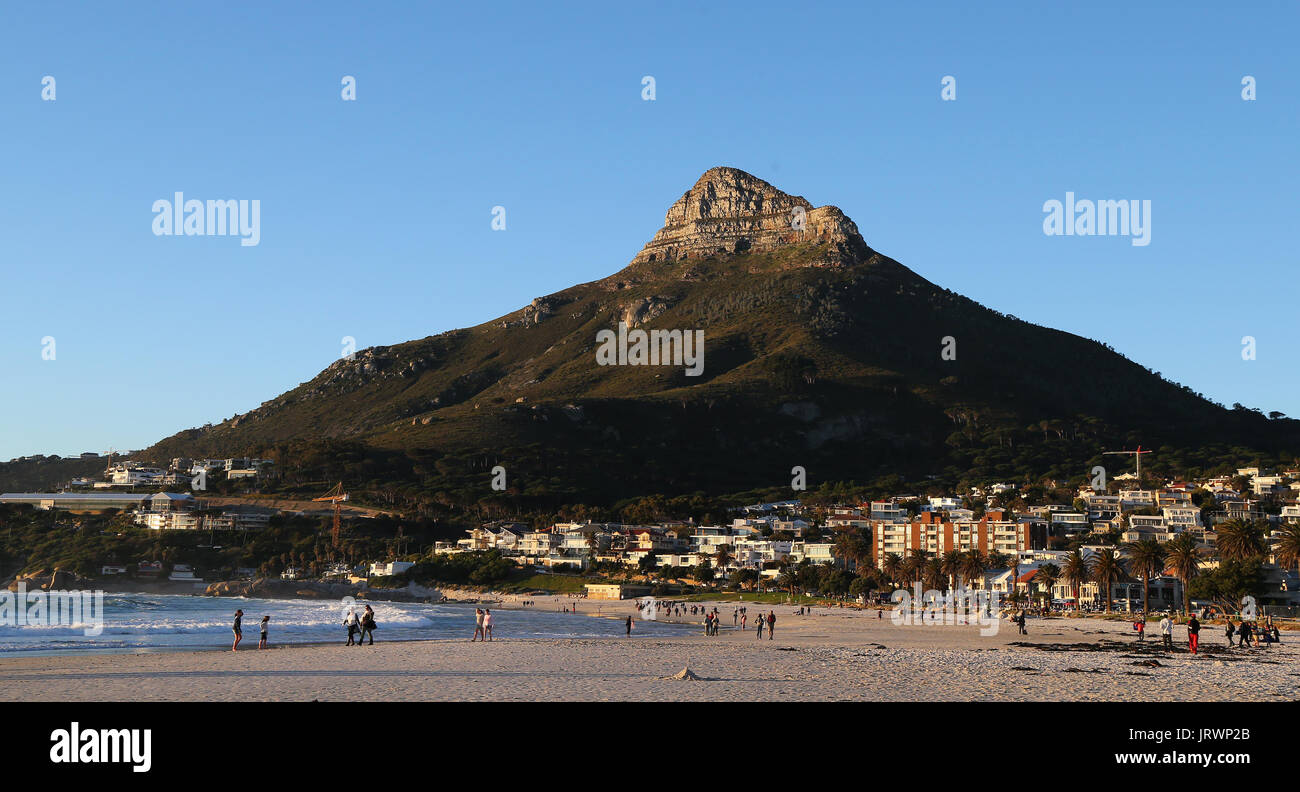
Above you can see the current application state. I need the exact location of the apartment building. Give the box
[871,511,1030,568]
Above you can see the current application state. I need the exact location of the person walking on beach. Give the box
[756,615,764,639]
[1187,614,1200,654]
[626,615,632,636]
[345,609,359,645]
[740,613,747,630]
[766,611,775,640]
[1134,617,1146,641]
[359,605,376,646]
[472,608,485,642]
[1225,618,1236,647]
[231,609,244,652]
[258,616,270,650]
[483,608,493,641]
[1159,614,1173,649]
[1238,620,1252,648]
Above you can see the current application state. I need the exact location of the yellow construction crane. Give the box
[312,482,349,547]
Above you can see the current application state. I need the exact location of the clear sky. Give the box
[2,1,1296,460]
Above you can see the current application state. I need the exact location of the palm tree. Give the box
[713,543,733,571]
[1062,550,1091,616]
[987,550,1011,572]
[776,567,797,597]
[940,550,964,591]
[1214,518,1266,561]
[1035,563,1060,610]
[1124,538,1167,616]
[881,552,903,589]
[1273,523,1300,579]
[923,558,945,592]
[904,549,928,585]
[1090,548,1123,614]
[1164,533,1201,617]
[833,531,869,572]
[961,549,989,591]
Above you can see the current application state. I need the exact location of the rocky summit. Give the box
[103,165,1299,506]
[630,167,872,268]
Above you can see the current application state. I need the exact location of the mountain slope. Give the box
[137,168,1299,502]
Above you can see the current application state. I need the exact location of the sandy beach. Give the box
[1,597,1296,702]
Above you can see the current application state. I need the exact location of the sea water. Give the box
[0,593,686,655]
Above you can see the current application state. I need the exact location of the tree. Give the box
[1062,550,1091,616]
[1214,519,1266,562]
[776,565,797,597]
[880,552,902,589]
[821,569,853,596]
[731,567,758,590]
[940,550,964,591]
[1273,523,1300,578]
[1124,538,1167,616]
[1090,547,1122,614]
[849,574,876,599]
[1035,563,1060,609]
[1188,560,1265,614]
[923,558,945,592]
[637,551,658,576]
[904,549,927,585]
[1164,533,1201,617]
[961,550,989,590]
[987,550,1011,572]
[713,544,733,572]
[833,531,870,572]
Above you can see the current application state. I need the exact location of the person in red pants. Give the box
[1187,614,1201,654]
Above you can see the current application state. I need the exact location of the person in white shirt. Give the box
[483,609,494,641]
[1159,614,1173,649]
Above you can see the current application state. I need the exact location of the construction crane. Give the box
[1104,447,1152,482]
[313,482,349,547]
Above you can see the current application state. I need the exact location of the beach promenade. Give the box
[1,600,1295,702]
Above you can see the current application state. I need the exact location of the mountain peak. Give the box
[631,167,871,267]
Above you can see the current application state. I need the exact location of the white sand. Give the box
[1,601,1295,702]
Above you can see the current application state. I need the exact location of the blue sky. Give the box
[2,1,1297,460]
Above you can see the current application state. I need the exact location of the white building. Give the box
[370,561,414,577]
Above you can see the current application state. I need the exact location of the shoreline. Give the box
[1,602,1295,702]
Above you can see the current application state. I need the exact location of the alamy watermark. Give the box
[0,583,104,636]
[595,321,704,377]
[152,192,261,247]
[1043,192,1150,247]
[891,583,1001,636]
[50,723,151,773]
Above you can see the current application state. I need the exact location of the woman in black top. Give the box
[359,605,376,646]
[231,609,244,652]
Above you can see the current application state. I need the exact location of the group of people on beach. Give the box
[1130,613,1283,654]
[345,605,378,646]
[230,609,271,651]
[1221,617,1281,648]
[1141,614,1202,653]
[471,608,495,641]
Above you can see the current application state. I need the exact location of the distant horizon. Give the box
[5,1,1298,459]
